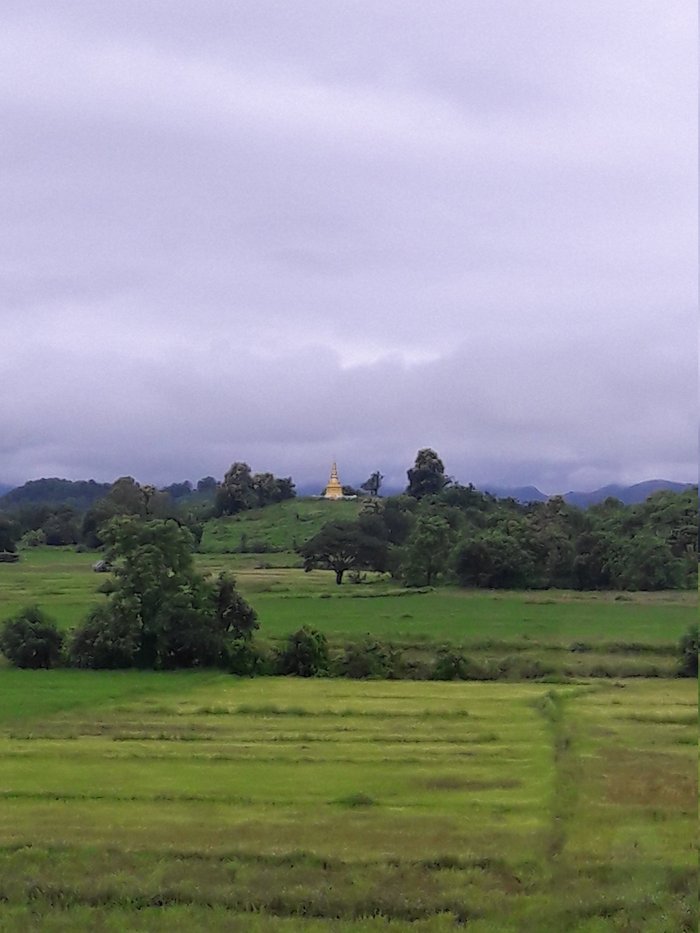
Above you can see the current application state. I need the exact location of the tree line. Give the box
[300,449,697,591]
[0,450,696,592]
[0,465,296,553]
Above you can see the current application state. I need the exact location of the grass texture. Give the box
[0,673,695,930]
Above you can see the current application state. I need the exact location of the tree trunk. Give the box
[335,569,344,585]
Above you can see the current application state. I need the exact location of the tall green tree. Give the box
[215,462,255,516]
[401,514,452,586]
[406,449,449,499]
[70,517,256,669]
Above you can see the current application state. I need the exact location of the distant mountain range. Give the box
[482,479,695,507]
[0,477,695,510]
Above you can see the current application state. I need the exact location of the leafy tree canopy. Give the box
[215,463,296,517]
[406,448,450,499]
[401,514,453,586]
[0,606,64,669]
[69,517,256,669]
[299,520,388,584]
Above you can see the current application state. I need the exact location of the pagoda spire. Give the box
[323,461,343,499]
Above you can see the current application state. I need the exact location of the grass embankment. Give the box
[0,673,694,931]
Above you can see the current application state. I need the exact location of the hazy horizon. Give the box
[1,465,694,501]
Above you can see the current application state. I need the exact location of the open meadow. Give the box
[0,547,694,678]
[0,543,696,929]
[0,672,695,931]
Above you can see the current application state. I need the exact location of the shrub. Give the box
[0,552,19,563]
[338,638,396,679]
[432,649,491,681]
[225,639,274,676]
[0,606,64,669]
[277,626,329,677]
[397,657,432,680]
[69,605,140,669]
[18,529,46,549]
[433,650,467,680]
[678,625,698,678]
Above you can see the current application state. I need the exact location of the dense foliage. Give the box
[69,518,257,669]
[214,462,295,516]
[383,458,697,590]
[0,478,110,510]
[276,626,330,677]
[300,474,697,591]
[0,606,64,668]
[299,519,388,584]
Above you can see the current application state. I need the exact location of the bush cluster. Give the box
[0,606,64,669]
[1,612,691,682]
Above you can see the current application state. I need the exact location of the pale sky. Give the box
[1,1,696,492]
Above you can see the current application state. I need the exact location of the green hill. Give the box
[0,478,110,510]
[200,497,362,554]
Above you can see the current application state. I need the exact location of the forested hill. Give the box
[0,478,111,509]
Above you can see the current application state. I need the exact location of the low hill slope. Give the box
[200,497,362,554]
[0,478,110,510]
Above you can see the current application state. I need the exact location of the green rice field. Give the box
[0,672,695,931]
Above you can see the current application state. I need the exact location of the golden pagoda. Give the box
[323,462,344,499]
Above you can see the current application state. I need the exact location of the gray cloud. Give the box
[0,1,695,492]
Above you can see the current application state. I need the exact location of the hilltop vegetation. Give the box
[0,450,696,593]
[0,478,110,509]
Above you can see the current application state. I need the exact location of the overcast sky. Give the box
[1,1,696,493]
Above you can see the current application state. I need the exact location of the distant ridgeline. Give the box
[0,478,111,509]
[482,479,695,508]
[0,474,693,512]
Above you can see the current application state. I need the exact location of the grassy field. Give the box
[201,498,362,553]
[0,548,694,678]
[0,672,694,931]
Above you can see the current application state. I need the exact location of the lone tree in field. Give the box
[406,449,449,499]
[299,521,388,584]
[70,517,256,669]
